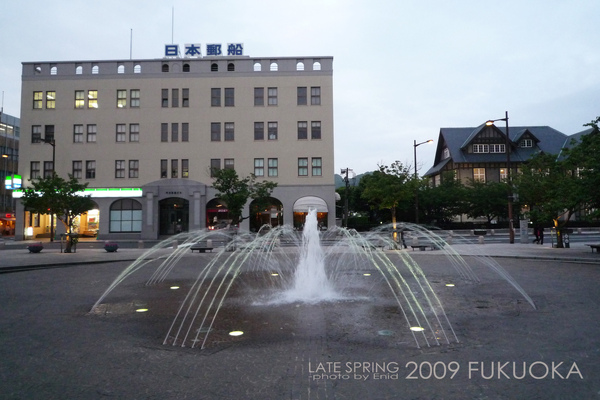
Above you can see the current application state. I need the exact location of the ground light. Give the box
[170,286,180,290]
[446,283,455,287]
[135,308,149,313]
[229,331,244,337]
[410,326,425,332]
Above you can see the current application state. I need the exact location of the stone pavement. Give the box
[1,240,599,399]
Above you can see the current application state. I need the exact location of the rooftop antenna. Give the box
[129,29,133,60]
[171,6,175,44]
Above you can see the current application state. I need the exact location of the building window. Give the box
[118,65,125,74]
[44,125,55,143]
[211,63,218,72]
[129,160,139,178]
[86,161,96,179]
[110,199,142,233]
[500,168,507,181]
[161,89,169,107]
[224,122,234,141]
[115,160,126,178]
[268,158,278,177]
[268,87,278,106]
[171,159,178,178]
[311,87,321,105]
[442,148,450,159]
[473,167,486,182]
[268,122,278,140]
[44,161,54,178]
[183,63,190,72]
[298,158,308,176]
[92,65,99,74]
[253,62,261,72]
[490,144,506,153]
[224,158,234,170]
[210,159,221,177]
[297,121,308,140]
[130,124,140,142]
[33,91,43,109]
[224,88,234,106]
[134,64,141,73]
[32,125,42,143]
[88,90,98,108]
[171,123,179,142]
[211,88,221,107]
[161,159,168,178]
[161,123,168,142]
[182,123,189,142]
[76,65,83,74]
[75,90,85,108]
[46,91,56,109]
[254,87,264,106]
[312,157,322,176]
[73,125,84,143]
[473,144,489,153]
[116,124,126,142]
[162,64,169,73]
[86,124,97,143]
[171,88,179,107]
[227,63,235,72]
[117,90,127,108]
[254,158,264,176]
[182,159,189,178]
[211,122,221,141]
[182,88,189,107]
[520,139,533,148]
[311,121,321,139]
[130,90,140,107]
[72,161,82,179]
[270,62,278,71]
[297,87,307,105]
[254,122,264,140]
[30,161,41,179]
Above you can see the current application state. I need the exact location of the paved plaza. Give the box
[1,241,599,399]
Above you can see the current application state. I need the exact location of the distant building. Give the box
[15,55,335,240]
[424,124,568,186]
[1,112,19,235]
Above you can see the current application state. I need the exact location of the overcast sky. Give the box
[2,0,599,175]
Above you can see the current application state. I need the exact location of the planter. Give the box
[27,243,44,253]
[104,242,119,252]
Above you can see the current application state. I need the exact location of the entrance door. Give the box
[159,198,189,235]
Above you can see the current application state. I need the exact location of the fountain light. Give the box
[270,273,279,276]
[135,308,149,313]
[445,283,455,287]
[170,286,180,290]
[363,273,371,276]
[410,326,425,332]
[229,331,244,337]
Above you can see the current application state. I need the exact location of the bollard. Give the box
[173,240,178,249]
[207,239,212,248]
[138,240,144,249]
[478,235,485,244]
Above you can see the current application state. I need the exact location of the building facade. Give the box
[15,55,335,240]
[1,112,20,235]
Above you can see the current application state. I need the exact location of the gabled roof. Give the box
[424,125,568,177]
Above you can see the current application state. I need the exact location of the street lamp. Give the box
[341,168,354,227]
[485,111,514,244]
[40,136,56,242]
[413,139,433,224]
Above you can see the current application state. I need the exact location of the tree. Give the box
[212,168,277,226]
[20,173,95,253]
[464,179,509,226]
[514,153,585,248]
[419,171,467,226]
[360,161,413,233]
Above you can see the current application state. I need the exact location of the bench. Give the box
[411,245,428,251]
[190,246,213,253]
[585,244,600,253]
[362,243,385,251]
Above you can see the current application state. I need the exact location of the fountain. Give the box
[91,209,535,350]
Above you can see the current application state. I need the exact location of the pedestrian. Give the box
[533,225,540,244]
[538,226,544,245]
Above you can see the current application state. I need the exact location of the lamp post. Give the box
[413,139,433,224]
[341,168,354,227]
[485,111,514,244]
[41,136,56,242]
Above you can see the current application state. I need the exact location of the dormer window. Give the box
[473,144,489,153]
[520,139,533,148]
[442,148,450,159]
[490,144,506,153]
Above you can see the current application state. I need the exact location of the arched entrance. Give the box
[249,197,283,232]
[293,196,328,230]
[206,198,229,229]
[159,197,189,235]
[75,200,100,237]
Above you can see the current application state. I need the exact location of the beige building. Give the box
[15,55,335,240]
